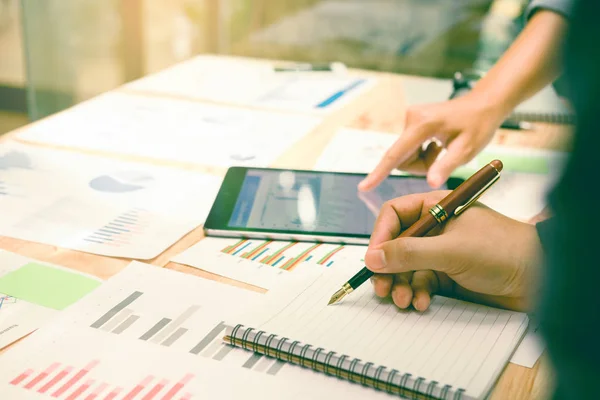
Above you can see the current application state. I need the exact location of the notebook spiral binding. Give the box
[229,324,467,400]
[510,111,576,125]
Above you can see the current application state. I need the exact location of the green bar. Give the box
[282,244,320,270]
[0,262,101,310]
[477,152,549,174]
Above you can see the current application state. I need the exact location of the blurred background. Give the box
[0,0,529,133]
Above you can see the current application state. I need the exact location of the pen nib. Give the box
[328,288,347,306]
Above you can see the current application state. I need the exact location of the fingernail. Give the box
[366,249,386,270]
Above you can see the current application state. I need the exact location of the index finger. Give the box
[358,125,433,192]
[368,191,447,248]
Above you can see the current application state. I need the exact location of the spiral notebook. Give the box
[225,266,529,400]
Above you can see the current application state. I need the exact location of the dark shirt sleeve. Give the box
[535,1,600,398]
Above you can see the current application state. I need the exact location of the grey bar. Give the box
[151,305,200,344]
[161,328,188,347]
[101,309,133,332]
[189,321,226,355]
[91,291,143,329]
[242,353,263,369]
[113,315,140,334]
[253,357,274,373]
[139,318,171,341]
[202,341,225,358]
[267,361,286,376]
[212,345,235,361]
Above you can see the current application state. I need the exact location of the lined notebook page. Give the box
[236,267,528,399]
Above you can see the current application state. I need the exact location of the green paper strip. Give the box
[0,262,101,310]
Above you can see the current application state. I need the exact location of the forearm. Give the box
[471,10,568,117]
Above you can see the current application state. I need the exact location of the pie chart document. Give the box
[17,91,322,168]
[0,142,222,259]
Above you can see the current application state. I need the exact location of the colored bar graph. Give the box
[282,243,321,270]
[317,245,345,265]
[252,247,269,261]
[262,242,296,264]
[221,239,246,254]
[24,362,60,389]
[103,387,122,400]
[38,366,74,393]
[10,369,34,386]
[142,378,169,400]
[243,241,272,259]
[66,378,95,400]
[161,374,193,400]
[85,382,109,400]
[122,375,154,400]
[272,256,285,267]
[52,360,99,397]
[231,242,251,256]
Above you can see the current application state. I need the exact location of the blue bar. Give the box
[327,261,334,267]
[92,231,113,238]
[98,228,123,235]
[232,242,252,256]
[316,79,366,108]
[103,225,130,233]
[305,255,313,262]
[272,256,285,267]
[252,248,269,261]
[83,238,104,244]
[115,216,137,223]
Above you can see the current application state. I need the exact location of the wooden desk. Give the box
[0,59,569,399]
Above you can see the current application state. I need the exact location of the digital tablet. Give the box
[204,167,464,245]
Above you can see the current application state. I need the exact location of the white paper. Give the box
[0,142,222,259]
[0,261,392,399]
[510,318,545,368]
[0,251,102,350]
[126,54,376,114]
[314,128,404,174]
[17,91,321,168]
[172,236,367,289]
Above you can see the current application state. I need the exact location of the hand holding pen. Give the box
[334,160,542,312]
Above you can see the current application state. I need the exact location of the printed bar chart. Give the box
[9,360,195,399]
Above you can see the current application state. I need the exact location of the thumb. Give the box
[427,136,475,188]
[365,236,451,274]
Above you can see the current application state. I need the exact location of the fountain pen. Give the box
[328,160,503,305]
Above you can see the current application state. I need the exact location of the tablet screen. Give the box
[227,170,443,236]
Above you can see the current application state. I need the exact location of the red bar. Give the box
[123,375,154,400]
[25,362,60,389]
[10,369,34,386]
[66,379,95,400]
[180,393,192,400]
[142,378,169,400]
[160,374,193,400]
[85,382,109,400]
[52,360,99,398]
[38,366,74,393]
[102,387,122,400]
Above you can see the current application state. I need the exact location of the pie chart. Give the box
[89,171,154,193]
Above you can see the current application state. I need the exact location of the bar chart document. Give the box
[0,251,101,350]
[171,237,367,289]
[0,262,392,400]
[0,143,221,259]
[17,91,321,168]
[125,55,376,114]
